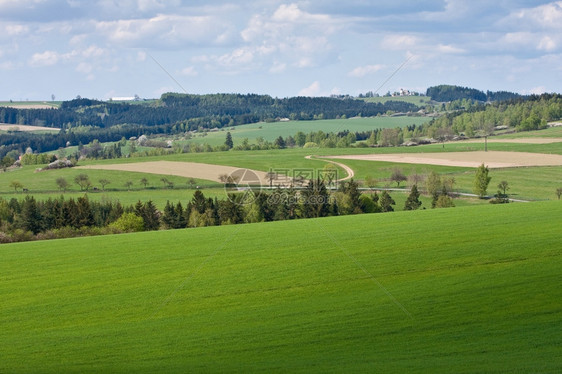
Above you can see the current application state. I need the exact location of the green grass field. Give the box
[3,136,562,203]
[0,101,61,108]
[360,95,431,106]
[177,116,431,146]
[1,201,560,372]
[496,126,562,138]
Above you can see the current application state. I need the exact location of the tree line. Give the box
[0,179,430,244]
[427,93,562,137]
[426,85,523,102]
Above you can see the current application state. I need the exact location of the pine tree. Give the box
[300,178,330,218]
[379,191,395,212]
[141,200,160,231]
[404,185,422,210]
[162,201,175,228]
[225,131,234,149]
[20,196,42,234]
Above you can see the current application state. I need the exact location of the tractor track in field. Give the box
[305,155,355,181]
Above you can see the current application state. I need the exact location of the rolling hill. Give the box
[1,201,560,372]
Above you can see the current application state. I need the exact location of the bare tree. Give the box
[187,178,196,189]
[409,172,425,187]
[498,181,509,196]
[265,171,277,188]
[74,174,91,191]
[218,174,240,185]
[99,178,110,191]
[56,177,69,192]
[436,127,454,148]
[10,180,23,193]
[390,168,407,187]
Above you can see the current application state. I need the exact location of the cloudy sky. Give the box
[1,0,561,100]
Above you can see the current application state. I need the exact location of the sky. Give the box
[0,0,561,100]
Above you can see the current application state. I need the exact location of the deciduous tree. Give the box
[473,163,491,198]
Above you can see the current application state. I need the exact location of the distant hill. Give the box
[1,93,421,131]
[0,93,421,157]
[427,85,523,102]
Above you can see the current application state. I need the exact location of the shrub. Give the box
[109,213,144,233]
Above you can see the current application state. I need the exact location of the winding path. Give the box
[305,155,355,181]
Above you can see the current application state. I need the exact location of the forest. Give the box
[426,85,523,102]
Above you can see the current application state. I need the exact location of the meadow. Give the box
[176,116,431,146]
[3,134,562,204]
[360,95,430,106]
[0,101,61,109]
[1,201,560,372]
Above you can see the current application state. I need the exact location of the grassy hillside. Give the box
[360,95,430,106]
[179,116,431,147]
[0,101,61,108]
[1,202,561,373]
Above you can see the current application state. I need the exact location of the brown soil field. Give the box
[327,151,562,168]
[0,124,60,132]
[460,138,562,144]
[77,161,272,184]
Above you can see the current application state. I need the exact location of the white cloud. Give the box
[498,32,561,53]
[217,47,255,67]
[348,64,384,78]
[504,1,562,30]
[269,61,286,73]
[95,14,230,48]
[538,36,556,52]
[5,24,28,35]
[381,35,419,50]
[81,45,106,58]
[0,61,14,69]
[272,3,332,24]
[180,66,197,76]
[76,62,92,74]
[298,81,321,96]
[272,3,304,22]
[29,50,59,66]
[436,44,465,54]
[236,3,338,72]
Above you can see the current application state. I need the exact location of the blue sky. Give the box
[1,0,561,100]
